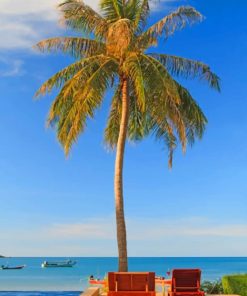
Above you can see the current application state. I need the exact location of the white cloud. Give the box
[127,218,247,240]
[0,57,24,77]
[0,20,37,50]
[0,0,60,51]
[47,218,247,241]
[0,0,100,17]
[1,217,247,256]
[46,220,115,239]
[0,0,59,20]
[0,0,102,51]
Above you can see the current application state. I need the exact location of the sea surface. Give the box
[0,257,247,293]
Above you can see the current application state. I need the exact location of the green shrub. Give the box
[201,280,224,294]
[222,274,247,296]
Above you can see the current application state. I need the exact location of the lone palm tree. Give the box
[35,0,220,271]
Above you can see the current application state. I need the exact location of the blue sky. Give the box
[0,0,247,257]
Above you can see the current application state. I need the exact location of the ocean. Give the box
[0,257,246,293]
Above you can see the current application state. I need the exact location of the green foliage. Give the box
[222,274,247,296]
[35,0,220,165]
[201,280,224,294]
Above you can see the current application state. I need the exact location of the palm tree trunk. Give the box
[114,77,129,272]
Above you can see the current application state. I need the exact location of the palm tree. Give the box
[35,0,220,272]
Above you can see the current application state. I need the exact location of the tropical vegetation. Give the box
[35,0,220,271]
[201,280,224,294]
[222,274,247,296]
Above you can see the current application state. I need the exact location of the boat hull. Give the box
[1,265,25,270]
[41,261,76,268]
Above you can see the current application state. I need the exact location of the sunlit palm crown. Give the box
[35,0,220,166]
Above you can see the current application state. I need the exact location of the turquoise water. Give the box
[0,257,247,292]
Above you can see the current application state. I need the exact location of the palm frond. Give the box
[59,0,107,37]
[100,0,124,22]
[140,54,181,105]
[124,54,146,112]
[148,87,187,153]
[128,86,149,141]
[104,84,122,147]
[175,81,208,144]
[148,79,207,166]
[50,58,118,154]
[35,55,106,97]
[35,37,106,59]
[139,6,203,48]
[140,54,189,150]
[150,53,220,91]
[46,56,111,124]
[105,80,149,147]
[126,0,150,32]
[150,115,177,168]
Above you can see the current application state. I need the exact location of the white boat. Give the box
[41,259,76,268]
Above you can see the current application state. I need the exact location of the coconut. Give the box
[106,19,133,58]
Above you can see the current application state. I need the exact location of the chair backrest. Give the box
[108,272,155,292]
[171,269,201,292]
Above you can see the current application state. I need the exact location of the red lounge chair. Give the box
[168,269,204,296]
[108,272,156,296]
